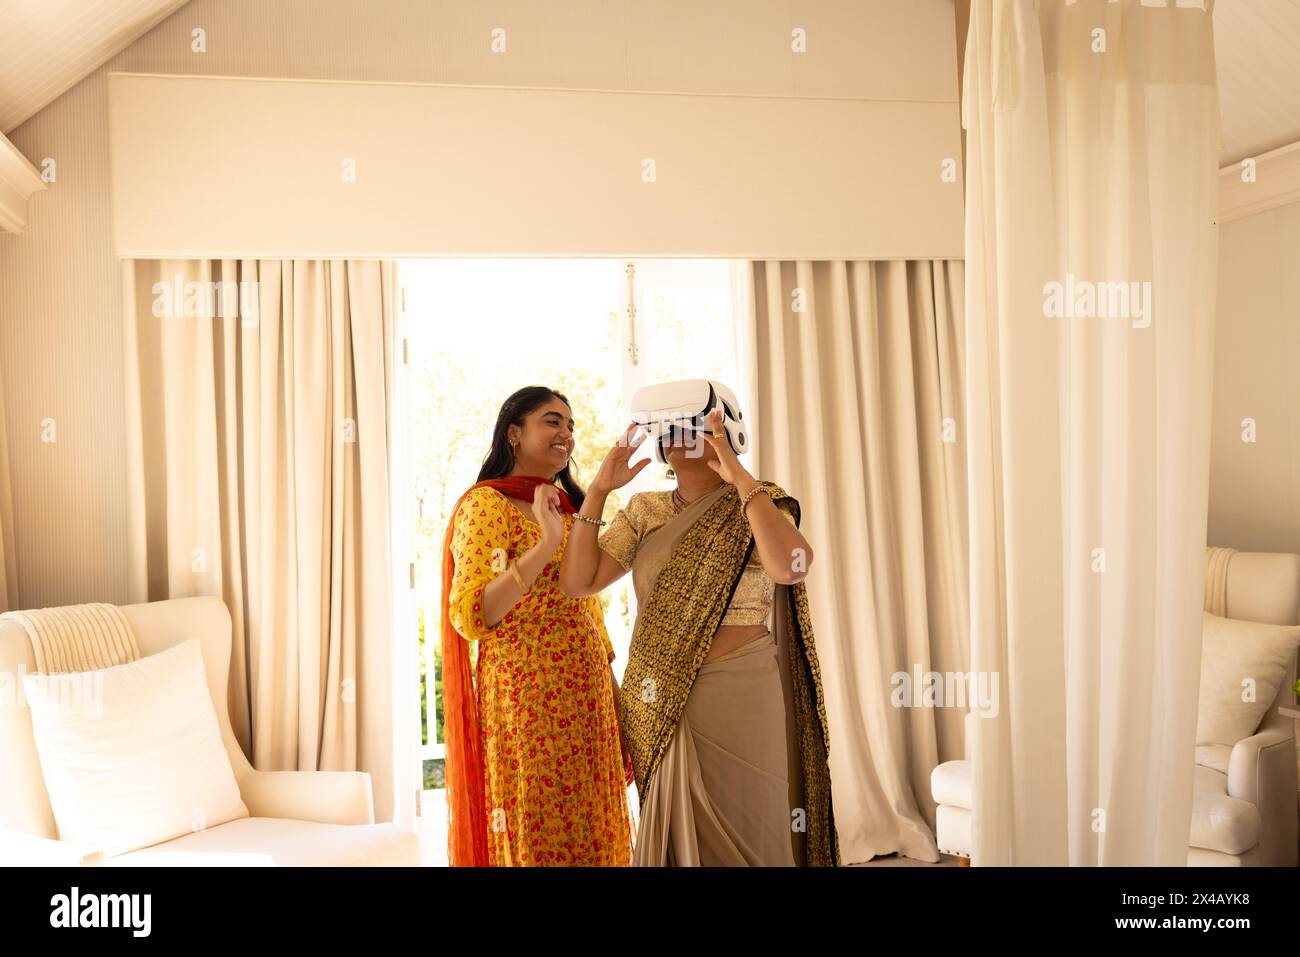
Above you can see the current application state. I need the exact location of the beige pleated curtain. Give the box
[121,258,398,823]
[744,259,969,864]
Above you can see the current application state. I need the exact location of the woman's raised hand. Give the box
[534,482,566,550]
[591,424,650,494]
[703,409,752,486]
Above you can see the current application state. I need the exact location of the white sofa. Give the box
[0,596,420,866]
[931,550,1300,866]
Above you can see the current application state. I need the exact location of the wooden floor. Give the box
[417,785,966,867]
[419,827,963,868]
[851,852,961,867]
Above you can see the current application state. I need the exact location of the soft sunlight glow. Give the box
[402,258,741,828]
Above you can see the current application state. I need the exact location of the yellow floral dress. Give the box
[448,486,634,866]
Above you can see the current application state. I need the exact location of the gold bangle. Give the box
[740,483,770,512]
[508,561,528,592]
[575,512,606,526]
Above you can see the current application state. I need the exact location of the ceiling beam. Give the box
[1218,139,1300,225]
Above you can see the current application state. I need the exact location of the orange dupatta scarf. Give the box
[440,475,576,867]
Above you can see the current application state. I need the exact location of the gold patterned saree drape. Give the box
[618,481,839,866]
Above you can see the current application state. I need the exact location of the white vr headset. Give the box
[629,379,749,464]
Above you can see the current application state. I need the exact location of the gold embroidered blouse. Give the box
[598,490,793,627]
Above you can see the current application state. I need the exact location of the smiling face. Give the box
[508,397,575,477]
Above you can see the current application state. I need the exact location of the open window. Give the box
[393,258,743,861]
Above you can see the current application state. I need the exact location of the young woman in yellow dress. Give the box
[439,386,633,866]
[559,401,839,867]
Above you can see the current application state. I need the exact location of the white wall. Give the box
[1208,198,1300,554]
[108,74,962,260]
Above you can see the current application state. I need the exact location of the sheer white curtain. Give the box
[963,0,1219,865]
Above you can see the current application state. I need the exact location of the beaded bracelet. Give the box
[574,513,607,526]
[740,483,771,511]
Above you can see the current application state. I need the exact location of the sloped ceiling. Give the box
[0,0,191,134]
[1215,0,1300,165]
[0,0,1298,164]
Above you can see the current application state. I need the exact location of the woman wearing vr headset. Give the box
[559,381,839,867]
[439,386,634,867]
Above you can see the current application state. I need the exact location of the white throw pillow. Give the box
[22,637,249,857]
[1197,611,1300,748]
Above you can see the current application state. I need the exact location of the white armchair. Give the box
[0,596,420,866]
[1188,552,1299,866]
[930,550,1300,866]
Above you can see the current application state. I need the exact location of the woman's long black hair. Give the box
[476,386,586,510]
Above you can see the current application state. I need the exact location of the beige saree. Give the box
[619,482,839,866]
